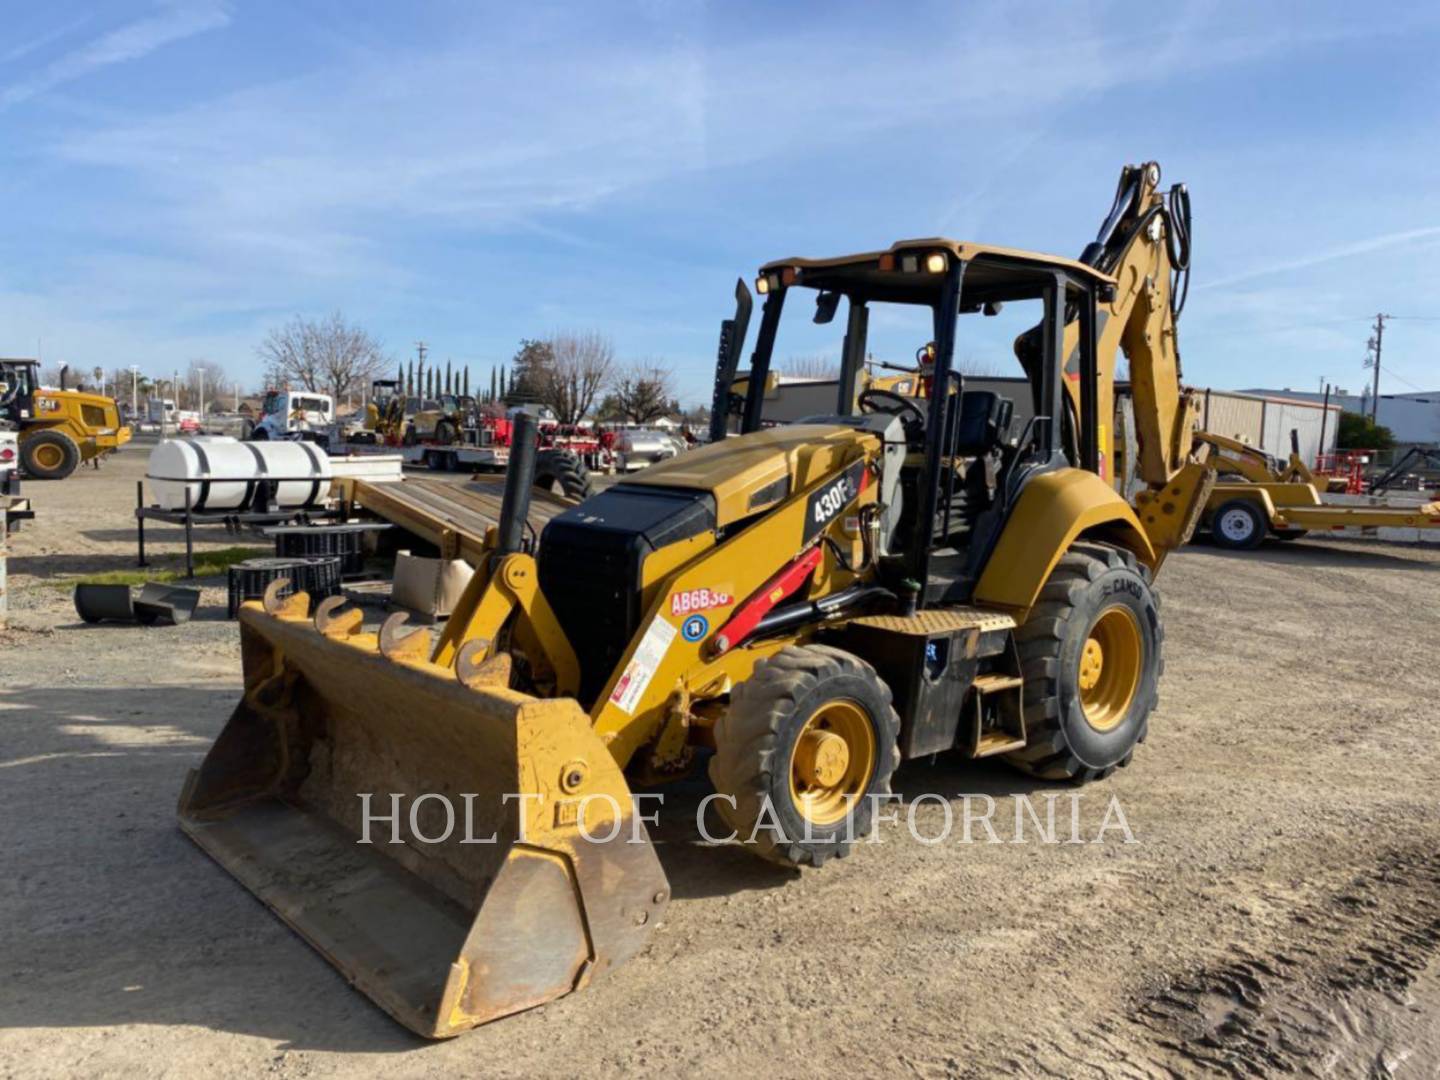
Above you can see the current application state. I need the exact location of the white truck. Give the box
[146,398,177,427]
[247,390,335,447]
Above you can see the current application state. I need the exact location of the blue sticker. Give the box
[681,614,709,642]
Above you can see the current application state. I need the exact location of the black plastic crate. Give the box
[268,524,371,577]
[227,556,342,618]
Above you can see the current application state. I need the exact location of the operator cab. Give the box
[0,360,39,422]
[718,240,1111,604]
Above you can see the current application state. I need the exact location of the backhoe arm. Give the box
[1046,162,1211,562]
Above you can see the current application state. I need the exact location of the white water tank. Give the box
[147,438,332,512]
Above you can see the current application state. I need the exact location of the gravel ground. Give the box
[4,440,1440,1077]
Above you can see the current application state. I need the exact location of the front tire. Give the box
[21,430,81,480]
[708,645,900,868]
[1004,544,1162,782]
[1210,498,1266,550]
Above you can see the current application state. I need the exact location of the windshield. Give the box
[738,255,1069,434]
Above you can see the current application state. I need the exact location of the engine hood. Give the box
[621,423,878,527]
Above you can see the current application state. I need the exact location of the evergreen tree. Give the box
[507,339,553,403]
[463,367,470,397]
[489,366,497,403]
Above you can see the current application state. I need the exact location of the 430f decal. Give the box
[802,461,867,543]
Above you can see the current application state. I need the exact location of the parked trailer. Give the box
[1205,481,1440,549]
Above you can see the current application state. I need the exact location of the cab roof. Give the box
[759,238,1114,304]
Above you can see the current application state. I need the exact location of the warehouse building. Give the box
[1241,388,1440,447]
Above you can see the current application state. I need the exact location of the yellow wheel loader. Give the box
[179,162,1213,1037]
[0,360,131,480]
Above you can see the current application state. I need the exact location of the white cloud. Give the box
[0,2,230,109]
[1201,226,1440,290]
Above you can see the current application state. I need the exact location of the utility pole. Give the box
[130,365,139,419]
[415,341,428,366]
[1364,313,1389,422]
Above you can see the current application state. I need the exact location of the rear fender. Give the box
[974,468,1156,614]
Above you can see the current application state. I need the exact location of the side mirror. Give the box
[813,290,842,324]
[983,301,1004,317]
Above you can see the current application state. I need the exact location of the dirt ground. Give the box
[4,440,1440,1078]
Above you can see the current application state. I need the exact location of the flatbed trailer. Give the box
[336,475,572,564]
[399,443,510,472]
[1204,480,1440,549]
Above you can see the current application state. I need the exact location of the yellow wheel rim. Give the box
[33,443,63,469]
[788,699,875,826]
[1078,606,1142,732]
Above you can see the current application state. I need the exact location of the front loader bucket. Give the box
[178,598,669,1038]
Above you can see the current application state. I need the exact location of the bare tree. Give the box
[535,332,614,424]
[186,357,229,412]
[257,311,388,404]
[780,355,839,380]
[610,361,677,424]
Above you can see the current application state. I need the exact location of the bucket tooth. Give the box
[314,595,364,638]
[179,608,669,1037]
[378,611,430,662]
[456,638,510,688]
[261,577,310,620]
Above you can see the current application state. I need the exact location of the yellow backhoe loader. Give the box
[1196,428,1440,549]
[179,162,1213,1037]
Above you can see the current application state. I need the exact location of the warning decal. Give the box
[608,615,678,716]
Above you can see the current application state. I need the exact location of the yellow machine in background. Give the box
[0,360,131,479]
[180,162,1214,1037]
[1196,429,1440,548]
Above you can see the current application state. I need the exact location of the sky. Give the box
[2,0,1439,405]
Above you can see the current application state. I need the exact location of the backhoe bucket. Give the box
[178,598,669,1038]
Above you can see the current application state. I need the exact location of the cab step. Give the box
[961,651,1026,759]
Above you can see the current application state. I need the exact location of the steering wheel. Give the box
[858,387,926,429]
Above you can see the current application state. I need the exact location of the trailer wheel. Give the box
[21,430,81,480]
[709,645,900,868]
[1004,544,1161,782]
[534,449,593,501]
[1210,498,1266,550]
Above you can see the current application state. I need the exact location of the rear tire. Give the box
[534,449,593,501]
[708,645,900,868]
[1210,498,1266,550]
[1004,544,1162,782]
[20,430,81,480]
[435,419,457,445]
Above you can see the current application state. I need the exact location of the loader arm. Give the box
[1195,430,1288,484]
